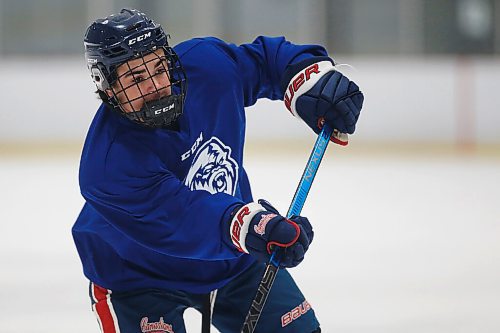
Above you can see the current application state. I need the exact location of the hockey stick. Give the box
[201,293,211,333]
[241,124,334,333]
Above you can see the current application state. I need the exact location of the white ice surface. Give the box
[0,150,499,332]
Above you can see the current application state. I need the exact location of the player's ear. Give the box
[106,89,113,98]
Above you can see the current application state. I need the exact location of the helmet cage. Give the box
[105,46,187,129]
[84,8,187,129]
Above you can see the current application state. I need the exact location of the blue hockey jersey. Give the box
[72,36,328,293]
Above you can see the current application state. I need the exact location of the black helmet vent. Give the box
[126,22,142,31]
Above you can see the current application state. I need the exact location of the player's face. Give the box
[108,49,172,113]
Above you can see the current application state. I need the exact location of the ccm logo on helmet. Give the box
[154,103,174,115]
[128,32,152,45]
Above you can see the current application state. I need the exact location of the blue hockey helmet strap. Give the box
[84,8,187,129]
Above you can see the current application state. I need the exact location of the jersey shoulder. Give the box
[174,37,238,66]
[80,105,159,188]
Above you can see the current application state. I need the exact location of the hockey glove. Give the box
[229,199,313,268]
[282,57,364,145]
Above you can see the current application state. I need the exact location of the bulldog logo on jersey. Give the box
[184,136,238,195]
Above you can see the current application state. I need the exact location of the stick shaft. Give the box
[286,126,332,218]
[241,125,333,333]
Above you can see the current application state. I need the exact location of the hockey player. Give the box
[72,8,363,333]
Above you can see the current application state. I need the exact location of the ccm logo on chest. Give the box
[181,132,204,161]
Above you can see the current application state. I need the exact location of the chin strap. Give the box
[123,95,183,129]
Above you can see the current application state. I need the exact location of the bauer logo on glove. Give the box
[281,56,364,145]
[229,199,314,268]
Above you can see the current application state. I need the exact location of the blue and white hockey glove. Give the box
[282,57,364,145]
[229,199,313,268]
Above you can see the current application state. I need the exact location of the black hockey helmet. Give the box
[84,8,187,129]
